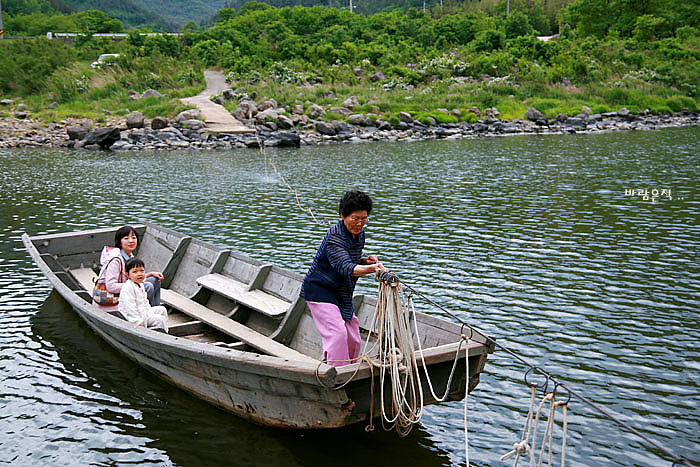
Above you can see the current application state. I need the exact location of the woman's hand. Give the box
[352,262,384,277]
[146,271,164,281]
[365,255,379,265]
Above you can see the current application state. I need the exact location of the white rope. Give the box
[464,333,470,467]
[500,385,536,464]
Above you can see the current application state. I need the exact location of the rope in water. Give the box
[255,132,332,226]
[252,138,689,466]
[391,275,693,467]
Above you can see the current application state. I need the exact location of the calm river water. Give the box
[1,127,698,466]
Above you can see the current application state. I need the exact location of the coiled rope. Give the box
[392,275,692,467]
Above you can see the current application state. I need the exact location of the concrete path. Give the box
[180,70,254,134]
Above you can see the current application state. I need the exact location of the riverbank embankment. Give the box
[1,109,699,151]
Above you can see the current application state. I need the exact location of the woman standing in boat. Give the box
[93,226,164,312]
[300,190,383,367]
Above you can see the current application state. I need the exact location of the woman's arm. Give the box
[327,235,383,278]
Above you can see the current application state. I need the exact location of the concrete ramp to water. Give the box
[180,70,254,134]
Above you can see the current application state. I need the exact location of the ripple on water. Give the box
[1,128,699,465]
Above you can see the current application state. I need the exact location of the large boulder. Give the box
[126,111,145,129]
[274,132,301,147]
[342,96,360,109]
[255,108,280,123]
[348,114,372,126]
[276,115,294,129]
[399,112,414,124]
[329,107,353,117]
[175,109,202,123]
[525,107,546,123]
[222,89,235,100]
[81,127,121,149]
[179,119,205,130]
[307,104,326,119]
[0,99,15,106]
[259,99,278,111]
[370,71,387,82]
[67,125,89,140]
[332,120,351,133]
[315,120,337,135]
[151,116,169,130]
[237,99,258,118]
[142,89,164,98]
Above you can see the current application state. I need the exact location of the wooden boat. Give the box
[22,222,494,429]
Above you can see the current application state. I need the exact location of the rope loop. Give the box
[524,366,549,391]
[375,269,400,285]
[460,323,474,341]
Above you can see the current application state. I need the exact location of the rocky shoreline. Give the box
[1,107,698,151]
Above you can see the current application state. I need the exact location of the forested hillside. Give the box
[0,0,697,125]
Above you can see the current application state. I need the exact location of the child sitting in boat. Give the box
[118,257,169,333]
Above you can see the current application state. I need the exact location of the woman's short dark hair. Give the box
[339,190,373,217]
[125,257,145,273]
[114,226,139,249]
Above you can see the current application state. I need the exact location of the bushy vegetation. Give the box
[0,0,698,123]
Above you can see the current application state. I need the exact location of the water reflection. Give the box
[29,290,451,466]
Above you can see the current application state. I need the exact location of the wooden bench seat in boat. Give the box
[69,267,127,320]
[196,273,289,318]
[160,289,316,363]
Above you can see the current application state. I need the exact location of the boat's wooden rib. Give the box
[161,288,316,363]
[23,223,494,429]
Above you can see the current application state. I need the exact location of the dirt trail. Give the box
[180,70,254,134]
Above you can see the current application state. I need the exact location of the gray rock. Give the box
[276,115,294,129]
[376,120,392,131]
[237,100,258,118]
[526,107,546,122]
[255,108,280,123]
[214,96,225,106]
[0,99,15,106]
[259,99,278,111]
[151,116,169,130]
[15,112,29,119]
[307,104,326,119]
[180,119,205,130]
[329,107,353,116]
[16,104,27,112]
[468,106,480,117]
[565,117,587,128]
[142,89,164,98]
[342,96,360,109]
[396,121,411,130]
[232,108,247,121]
[485,107,500,118]
[399,112,414,124]
[370,71,387,82]
[581,106,592,115]
[175,109,202,123]
[222,89,235,100]
[323,91,335,99]
[473,123,488,132]
[275,132,301,147]
[81,127,121,149]
[555,113,568,122]
[451,109,462,119]
[48,102,59,109]
[316,121,337,135]
[67,126,89,140]
[128,90,141,100]
[332,120,351,133]
[348,114,371,126]
[617,108,631,118]
[426,116,437,126]
[126,111,145,129]
[292,104,304,115]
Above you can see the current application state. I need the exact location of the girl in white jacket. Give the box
[118,258,169,332]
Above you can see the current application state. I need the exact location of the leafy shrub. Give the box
[666,96,697,112]
[474,30,505,52]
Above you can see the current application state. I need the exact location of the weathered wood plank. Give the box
[71,267,97,291]
[161,288,316,363]
[197,273,289,318]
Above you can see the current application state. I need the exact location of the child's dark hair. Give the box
[339,190,373,217]
[125,257,145,273]
[114,225,140,248]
